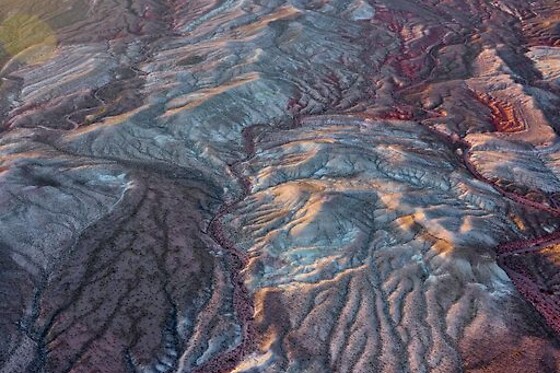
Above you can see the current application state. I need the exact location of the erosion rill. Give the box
[0,1,559,373]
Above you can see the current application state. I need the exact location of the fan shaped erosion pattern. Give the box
[0,0,560,372]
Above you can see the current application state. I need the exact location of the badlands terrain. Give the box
[0,0,559,372]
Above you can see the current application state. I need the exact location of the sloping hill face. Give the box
[0,1,559,372]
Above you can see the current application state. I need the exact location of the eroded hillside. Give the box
[0,1,559,372]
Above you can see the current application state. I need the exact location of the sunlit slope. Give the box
[0,1,559,372]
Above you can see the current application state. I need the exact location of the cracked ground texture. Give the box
[0,0,559,372]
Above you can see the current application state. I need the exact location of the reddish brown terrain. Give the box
[0,0,560,372]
